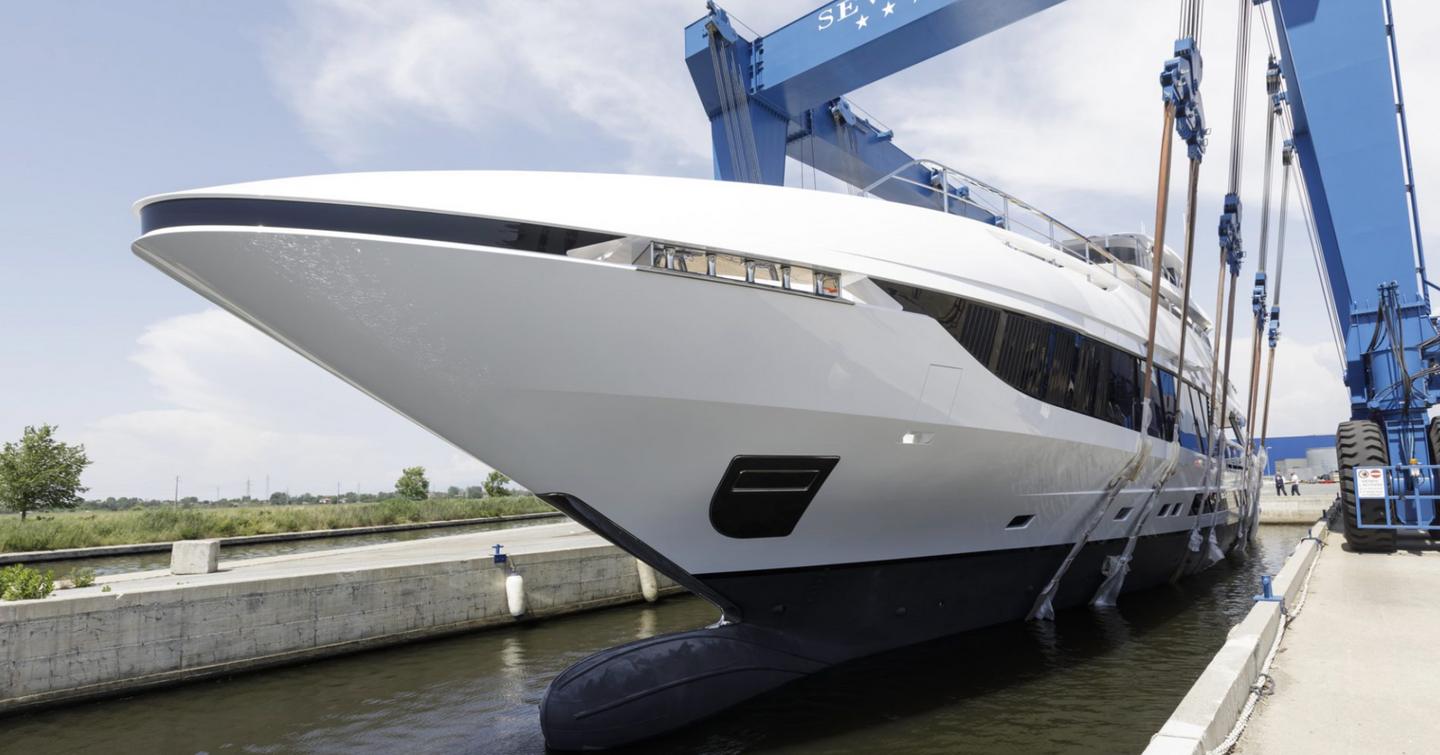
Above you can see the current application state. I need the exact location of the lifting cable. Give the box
[706,25,762,183]
[1035,0,1209,616]
[1182,0,1256,577]
[1259,146,1293,456]
[1242,60,1284,524]
[1091,0,1212,607]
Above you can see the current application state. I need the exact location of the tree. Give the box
[465,485,485,499]
[396,467,430,501]
[482,470,511,498]
[0,425,90,521]
[446,485,461,498]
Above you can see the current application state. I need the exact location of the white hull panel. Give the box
[134,227,1240,576]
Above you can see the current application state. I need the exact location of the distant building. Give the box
[1264,434,1338,480]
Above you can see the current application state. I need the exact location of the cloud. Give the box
[264,0,770,171]
[78,309,492,500]
[1226,332,1349,439]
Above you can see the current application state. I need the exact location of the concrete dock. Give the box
[1148,518,1440,754]
[1257,483,1335,524]
[1234,531,1440,754]
[0,521,684,713]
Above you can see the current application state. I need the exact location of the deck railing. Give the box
[860,159,1150,290]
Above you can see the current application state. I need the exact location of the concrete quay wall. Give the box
[1257,494,1334,524]
[0,543,679,713]
[1142,520,1328,755]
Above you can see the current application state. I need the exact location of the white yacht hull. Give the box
[132,172,1253,749]
[134,227,1238,577]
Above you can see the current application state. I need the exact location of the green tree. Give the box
[482,470,511,498]
[396,467,430,501]
[464,485,485,499]
[446,485,461,498]
[0,425,91,521]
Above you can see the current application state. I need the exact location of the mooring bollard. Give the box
[636,559,659,603]
[171,539,220,575]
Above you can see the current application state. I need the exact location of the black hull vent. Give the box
[709,456,839,539]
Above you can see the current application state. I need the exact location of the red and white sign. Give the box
[1355,467,1387,499]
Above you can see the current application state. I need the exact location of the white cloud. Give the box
[264,0,774,171]
[78,309,491,500]
[1226,332,1350,439]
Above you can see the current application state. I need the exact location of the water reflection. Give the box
[5,525,1308,755]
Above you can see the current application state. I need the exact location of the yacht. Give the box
[132,164,1256,749]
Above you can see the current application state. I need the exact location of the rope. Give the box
[1207,531,1327,755]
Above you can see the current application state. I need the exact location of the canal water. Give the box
[8,524,1310,754]
[48,517,558,577]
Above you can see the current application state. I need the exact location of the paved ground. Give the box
[52,520,604,601]
[1236,531,1440,754]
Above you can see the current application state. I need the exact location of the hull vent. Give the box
[709,456,839,539]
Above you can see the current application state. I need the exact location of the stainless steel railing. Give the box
[860,159,1151,289]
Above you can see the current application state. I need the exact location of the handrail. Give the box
[860,158,1153,290]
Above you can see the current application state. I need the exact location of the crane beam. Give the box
[684,0,1062,198]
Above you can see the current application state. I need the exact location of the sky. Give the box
[2,0,1437,500]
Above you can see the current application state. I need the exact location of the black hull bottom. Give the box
[539,493,1241,750]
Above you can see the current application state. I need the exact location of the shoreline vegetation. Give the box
[0,496,554,554]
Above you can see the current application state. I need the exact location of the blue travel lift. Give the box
[687,0,1436,552]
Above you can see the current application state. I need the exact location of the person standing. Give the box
[1275,473,1287,496]
[1289,472,1301,496]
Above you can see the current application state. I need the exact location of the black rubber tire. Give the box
[1337,420,1397,552]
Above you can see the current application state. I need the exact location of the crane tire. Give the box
[1337,420,1396,552]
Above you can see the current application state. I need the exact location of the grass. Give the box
[0,497,555,553]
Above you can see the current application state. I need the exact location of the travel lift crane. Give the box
[689,0,1435,550]
[539,1,1430,749]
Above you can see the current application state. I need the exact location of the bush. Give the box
[69,567,96,588]
[0,564,55,601]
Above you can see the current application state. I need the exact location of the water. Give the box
[47,517,557,577]
[6,525,1309,754]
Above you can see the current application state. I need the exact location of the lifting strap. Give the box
[1030,102,1173,618]
[1180,0,1258,579]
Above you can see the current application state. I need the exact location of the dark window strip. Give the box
[876,279,1218,441]
[140,198,621,255]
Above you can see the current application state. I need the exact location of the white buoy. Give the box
[636,559,659,603]
[505,572,527,618]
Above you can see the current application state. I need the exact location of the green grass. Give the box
[0,497,555,553]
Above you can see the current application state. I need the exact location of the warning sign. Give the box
[1355,467,1387,499]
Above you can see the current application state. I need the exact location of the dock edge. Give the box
[1141,519,1330,755]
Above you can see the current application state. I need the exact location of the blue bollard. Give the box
[493,544,508,564]
[1253,574,1284,610]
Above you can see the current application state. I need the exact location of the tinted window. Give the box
[1151,368,1177,440]
[1105,348,1139,429]
[994,314,1051,398]
[873,278,1209,440]
[958,302,1002,369]
[1045,329,1082,407]
[1071,338,1105,417]
[140,198,621,254]
[1179,382,1204,452]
